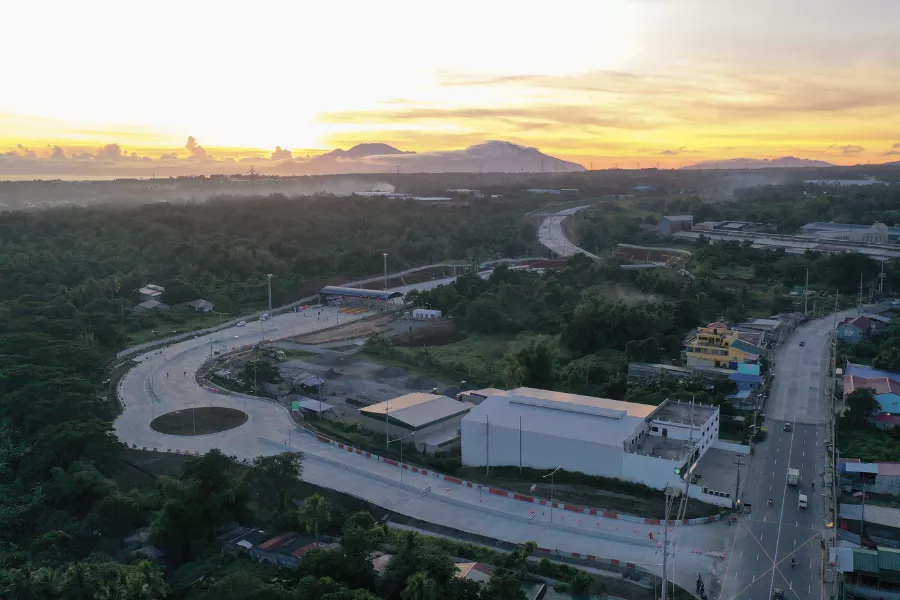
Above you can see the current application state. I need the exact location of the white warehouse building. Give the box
[461,388,720,490]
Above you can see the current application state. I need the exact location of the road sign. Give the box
[291,401,300,411]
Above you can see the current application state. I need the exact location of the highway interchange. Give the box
[114,209,857,599]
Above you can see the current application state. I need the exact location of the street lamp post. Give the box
[267,273,274,312]
[388,431,416,482]
[543,465,563,523]
[383,253,388,291]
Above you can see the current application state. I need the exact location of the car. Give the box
[799,341,805,347]
[233,335,239,339]
[783,423,792,432]
[236,321,246,327]
[892,299,900,306]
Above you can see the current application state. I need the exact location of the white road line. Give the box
[757,553,760,561]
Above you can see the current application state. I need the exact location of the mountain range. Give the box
[269,140,585,175]
[681,156,835,170]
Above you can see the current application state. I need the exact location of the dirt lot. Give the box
[280,352,455,424]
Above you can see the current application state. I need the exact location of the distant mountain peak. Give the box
[324,143,414,159]
[682,156,835,170]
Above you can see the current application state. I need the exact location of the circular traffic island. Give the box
[150,407,248,436]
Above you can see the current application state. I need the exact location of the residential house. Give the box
[839,459,900,496]
[138,284,165,302]
[843,367,900,428]
[838,316,877,343]
[837,545,900,600]
[684,322,766,369]
[729,372,762,392]
[135,300,170,311]
[186,299,215,312]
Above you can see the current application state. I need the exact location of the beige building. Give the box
[359,393,474,454]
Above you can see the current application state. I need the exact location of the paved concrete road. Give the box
[115,298,724,592]
[538,207,597,258]
[719,307,871,600]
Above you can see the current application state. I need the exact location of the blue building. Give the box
[728,372,762,392]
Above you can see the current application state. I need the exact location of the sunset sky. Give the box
[4,0,900,172]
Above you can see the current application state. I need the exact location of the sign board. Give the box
[291,401,300,411]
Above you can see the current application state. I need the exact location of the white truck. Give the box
[787,468,801,486]
[798,494,808,509]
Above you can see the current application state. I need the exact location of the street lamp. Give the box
[267,273,274,312]
[383,253,388,291]
[543,465,563,523]
[388,431,416,482]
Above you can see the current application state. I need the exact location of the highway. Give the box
[719,307,870,600]
[115,291,725,592]
[537,206,598,258]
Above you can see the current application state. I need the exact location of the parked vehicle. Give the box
[787,468,801,486]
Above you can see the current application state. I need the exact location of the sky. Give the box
[3,0,900,175]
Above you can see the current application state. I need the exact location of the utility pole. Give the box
[879,259,886,297]
[858,273,864,315]
[383,253,388,291]
[267,274,273,312]
[485,415,491,476]
[804,268,809,315]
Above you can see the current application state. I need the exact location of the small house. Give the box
[186,299,215,312]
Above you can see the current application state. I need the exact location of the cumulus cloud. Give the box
[270,146,292,160]
[185,136,211,159]
[660,146,687,155]
[828,144,865,154]
[50,145,66,159]
[17,144,36,158]
[95,143,123,160]
[160,152,179,160]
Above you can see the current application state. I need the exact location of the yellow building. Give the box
[684,322,766,369]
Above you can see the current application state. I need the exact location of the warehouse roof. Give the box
[319,286,403,300]
[360,393,473,430]
[464,388,654,447]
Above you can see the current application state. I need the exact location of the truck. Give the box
[798,494,808,509]
[787,468,801,486]
[254,344,286,362]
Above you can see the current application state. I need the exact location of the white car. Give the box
[892,300,900,306]
[236,321,246,327]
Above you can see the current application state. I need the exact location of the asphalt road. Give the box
[719,307,877,600]
[537,207,598,258]
[115,293,724,591]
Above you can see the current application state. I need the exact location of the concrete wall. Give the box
[460,419,625,479]
[620,451,681,489]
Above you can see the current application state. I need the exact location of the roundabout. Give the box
[150,406,247,436]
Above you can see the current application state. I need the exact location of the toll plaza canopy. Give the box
[319,286,404,300]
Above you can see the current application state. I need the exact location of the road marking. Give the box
[794,539,796,546]
[757,553,759,561]
[740,550,743,558]
[769,485,772,491]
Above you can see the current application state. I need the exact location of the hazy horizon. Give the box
[4,0,900,177]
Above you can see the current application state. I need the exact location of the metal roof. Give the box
[463,388,654,447]
[319,286,403,300]
[361,393,473,429]
[731,339,766,356]
[846,463,880,475]
[840,504,900,528]
[880,547,900,572]
[845,362,900,384]
[853,549,881,573]
[662,214,692,221]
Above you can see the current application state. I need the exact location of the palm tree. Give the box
[59,563,97,600]
[402,572,437,600]
[128,561,167,599]
[298,493,331,545]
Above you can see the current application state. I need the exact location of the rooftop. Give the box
[464,388,655,447]
[319,285,404,300]
[845,362,900,384]
[186,299,214,309]
[840,503,900,529]
[628,433,692,460]
[662,214,693,221]
[844,375,900,396]
[651,399,718,425]
[360,393,473,430]
[731,339,766,356]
